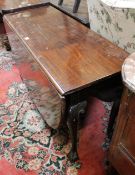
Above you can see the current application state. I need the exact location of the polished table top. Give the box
[0,0,49,12]
[4,5,128,95]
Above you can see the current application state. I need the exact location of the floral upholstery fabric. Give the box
[87,0,135,53]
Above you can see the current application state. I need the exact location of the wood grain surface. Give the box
[4,5,128,95]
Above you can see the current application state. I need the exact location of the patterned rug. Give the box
[0,34,111,175]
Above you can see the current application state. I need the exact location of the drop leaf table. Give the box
[3,5,128,162]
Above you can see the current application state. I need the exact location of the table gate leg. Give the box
[67,101,87,162]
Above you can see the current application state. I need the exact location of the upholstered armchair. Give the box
[87,0,135,53]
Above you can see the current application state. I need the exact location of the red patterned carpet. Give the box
[0,33,111,175]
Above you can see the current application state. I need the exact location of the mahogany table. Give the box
[0,0,88,51]
[3,5,128,161]
[0,0,50,51]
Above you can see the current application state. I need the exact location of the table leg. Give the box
[73,0,81,13]
[0,13,3,23]
[107,99,121,139]
[67,101,87,162]
[4,36,11,51]
[58,0,64,5]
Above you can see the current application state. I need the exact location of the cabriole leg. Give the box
[67,101,87,162]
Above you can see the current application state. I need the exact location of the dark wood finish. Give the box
[0,13,2,22]
[4,17,67,129]
[107,98,121,139]
[0,0,50,51]
[67,101,87,161]
[4,5,128,161]
[88,75,123,139]
[109,87,135,175]
[0,1,89,53]
[3,6,128,96]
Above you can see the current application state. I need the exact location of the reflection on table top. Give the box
[4,5,128,95]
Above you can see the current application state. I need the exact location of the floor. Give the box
[51,0,89,24]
